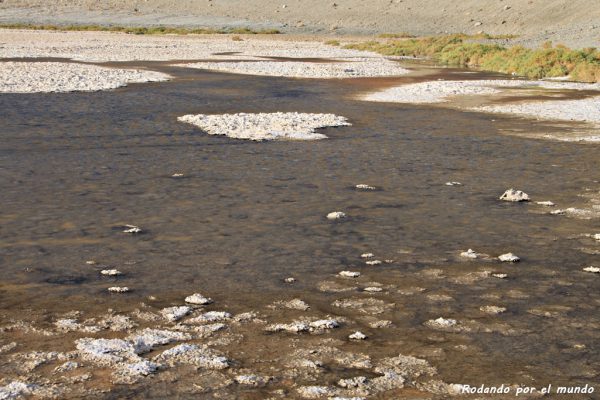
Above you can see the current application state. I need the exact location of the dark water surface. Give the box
[1,61,599,397]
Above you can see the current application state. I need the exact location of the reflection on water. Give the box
[0,60,599,397]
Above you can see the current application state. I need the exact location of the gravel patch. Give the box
[362,79,600,104]
[178,57,409,79]
[178,112,351,141]
[0,62,169,93]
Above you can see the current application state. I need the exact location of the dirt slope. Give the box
[1,0,599,47]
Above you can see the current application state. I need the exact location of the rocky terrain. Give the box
[1,0,600,47]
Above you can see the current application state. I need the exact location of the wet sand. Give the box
[1,59,599,398]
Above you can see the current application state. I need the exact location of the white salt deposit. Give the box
[480,306,507,314]
[178,112,351,141]
[365,260,382,266]
[361,253,375,258]
[160,306,192,322]
[0,62,169,94]
[583,266,600,273]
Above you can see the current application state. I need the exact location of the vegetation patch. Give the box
[346,34,600,82]
[0,23,281,35]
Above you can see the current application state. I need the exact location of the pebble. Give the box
[493,273,508,279]
[363,287,383,293]
[583,266,600,273]
[445,181,462,186]
[355,184,376,190]
[339,271,360,278]
[536,201,555,206]
[460,249,480,259]
[284,277,296,283]
[480,305,507,314]
[184,293,213,305]
[349,331,368,340]
[101,269,122,276]
[499,188,530,202]
[498,253,520,262]
[593,233,600,241]
[108,287,130,293]
[327,211,347,220]
[426,317,457,329]
[171,173,184,178]
[122,225,143,234]
[365,260,382,266]
[85,260,96,265]
[361,253,374,258]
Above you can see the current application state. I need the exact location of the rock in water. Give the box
[327,211,347,220]
[499,189,530,202]
[498,253,520,262]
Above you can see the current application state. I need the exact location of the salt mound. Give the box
[178,112,351,141]
[178,58,409,79]
[0,62,170,93]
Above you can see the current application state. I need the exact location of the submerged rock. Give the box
[272,299,310,311]
[498,253,520,262]
[266,322,310,333]
[327,211,347,220]
[499,189,530,202]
